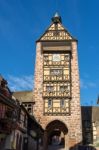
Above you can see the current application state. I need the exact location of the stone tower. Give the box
[34,13,82,150]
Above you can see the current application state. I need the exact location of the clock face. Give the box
[53,54,60,61]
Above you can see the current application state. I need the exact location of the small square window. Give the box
[44,55,48,61]
[60,86,68,92]
[28,104,32,107]
[53,31,59,36]
[46,86,53,92]
[28,108,32,113]
[64,54,70,61]
[53,54,60,62]
[23,104,27,107]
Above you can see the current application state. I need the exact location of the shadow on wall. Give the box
[70,143,97,150]
[81,106,93,145]
[70,106,98,150]
[47,142,97,150]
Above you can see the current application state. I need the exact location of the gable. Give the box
[38,23,75,41]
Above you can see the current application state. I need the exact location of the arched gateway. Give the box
[45,120,68,150]
[33,13,82,150]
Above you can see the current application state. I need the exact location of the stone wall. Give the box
[33,41,82,149]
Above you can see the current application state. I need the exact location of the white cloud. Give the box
[87,82,97,88]
[80,79,87,89]
[7,75,97,92]
[80,79,97,89]
[7,75,34,91]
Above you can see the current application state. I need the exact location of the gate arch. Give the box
[46,119,68,134]
[43,120,68,150]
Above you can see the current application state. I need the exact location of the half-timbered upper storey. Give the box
[37,12,77,42]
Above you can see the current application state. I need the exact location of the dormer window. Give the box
[22,102,33,114]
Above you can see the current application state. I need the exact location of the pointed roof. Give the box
[54,12,59,17]
[37,13,77,42]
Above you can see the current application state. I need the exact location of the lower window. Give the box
[44,98,70,115]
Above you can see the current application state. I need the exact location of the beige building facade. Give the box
[33,13,82,150]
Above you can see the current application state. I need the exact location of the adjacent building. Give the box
[0,76,44,150]
[82,106,99,148]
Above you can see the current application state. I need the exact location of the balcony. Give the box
[0,106,18,133]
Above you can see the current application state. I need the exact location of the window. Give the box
[27,108,32,113]
[60,99,64,107]
[22,103,32,114]
[53,31,60,36]
[64,54,70,61]
[44,99,70,115]
[46,86,53,92]
[28,104,32,107]
[60,86,68,93]
[93,122,97,140]
[48,99,52,107]
[53,54,60,61]
[44,55,48,61]
[50,69,62,76]
[24,104,27,107]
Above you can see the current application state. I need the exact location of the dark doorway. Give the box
[45,120,68,150]
[22,137,28,150]
[49,129,64,146]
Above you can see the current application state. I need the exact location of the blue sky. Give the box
[0,0,99,106]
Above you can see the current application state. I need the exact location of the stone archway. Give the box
[43,120,68,150]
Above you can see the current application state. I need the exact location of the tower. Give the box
[34,13,82,150]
